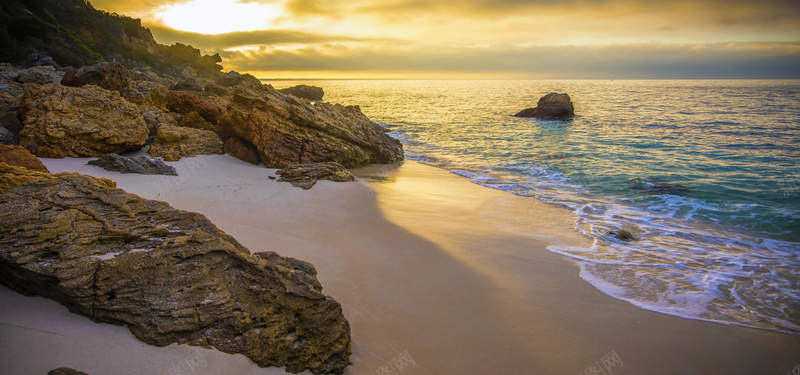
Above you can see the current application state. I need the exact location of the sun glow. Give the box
[155,0,282,35]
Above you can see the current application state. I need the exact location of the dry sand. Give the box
[1,154,798,375]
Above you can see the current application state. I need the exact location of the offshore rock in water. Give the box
[626,177,687,195]
[514,92,575,120]
[277,162,356,189]
[18,83,149,158]
[606,229,635,241]
[0,165,351,374]
[87,154,177,176]
[218,87,404,168]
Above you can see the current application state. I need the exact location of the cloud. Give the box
[146,25,392,49]
[219,41,800,79]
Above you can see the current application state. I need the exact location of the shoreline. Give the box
[1,155,798,374]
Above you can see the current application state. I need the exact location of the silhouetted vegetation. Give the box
[0,0,224,74]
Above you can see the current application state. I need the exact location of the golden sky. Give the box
[91,0,800,78]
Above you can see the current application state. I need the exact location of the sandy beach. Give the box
[1,154,799,375]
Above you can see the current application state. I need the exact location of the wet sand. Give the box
[1,155,798,374]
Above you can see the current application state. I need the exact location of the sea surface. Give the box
[266,79,800,335]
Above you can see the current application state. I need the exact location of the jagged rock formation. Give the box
[0,144,49,172]
[18,83,149,157]
[0,165,351,374]
[279,85,324,101]
[148,124,223,161]
[277,162,355,189]
[218,89,403,168]
[0,162,115,193]
[514,92,575,120]
[87,154,177,176]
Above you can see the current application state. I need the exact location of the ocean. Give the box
[266,79,800,335]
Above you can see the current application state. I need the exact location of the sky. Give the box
[90,0,800,79]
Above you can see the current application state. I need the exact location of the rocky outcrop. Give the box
[277,162,355,189]
[18,83,149,158]
[87,154,177,176]
[218,89,403,168]
[217,71,260,87]
[279,85,324,101]
[148,124,223,161]
[0,166,351,374]
[224,137,261,165]
[0,144,49,172]
[166,90,223,124]
[16,66,61,85]
[514,93,575,120]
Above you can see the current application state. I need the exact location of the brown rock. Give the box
[18,83,149,158]
[514,92,575,120]
[166,90,222,124]
[276,162,355,189]
[148,124,223,161]
[0,168,350,374]
[0,144,49,172]
[224,137,261,165]
[15,66,61,85]
[0,163,114,194]
[61,62,133,93]
[177,111,216,131]
[278,85,324,101]
[217,89,403,168]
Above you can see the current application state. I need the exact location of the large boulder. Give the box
[61,62,133,93]
[15,66,61,85]
[0,127,15,145]
[148,124,223,161]
[87,154,177,176]
[217,88,403,168]
[165,90,223,124]
[18,83,149,158]
[0,165,351,374]
[0,144,49,172]
[279,85,324,101]
[277,162,355,189]
[514,92,575,120]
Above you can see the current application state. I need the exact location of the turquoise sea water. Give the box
[268,80,800,335]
